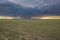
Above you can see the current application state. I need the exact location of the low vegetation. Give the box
[0,19,60,40]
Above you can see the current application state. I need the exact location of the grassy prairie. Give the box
[0,19,60,40]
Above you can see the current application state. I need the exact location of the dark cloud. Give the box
[0,0,60,19]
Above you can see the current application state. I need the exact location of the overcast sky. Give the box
[0,0,60,9]
[8,0,59,8]
[0,0,60,17]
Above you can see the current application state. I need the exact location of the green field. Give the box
[0,19,60,40]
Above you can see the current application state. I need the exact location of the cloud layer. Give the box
[0,0,9,4]
[8,0,60,9]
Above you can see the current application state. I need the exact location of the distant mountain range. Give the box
[0,0,60,19]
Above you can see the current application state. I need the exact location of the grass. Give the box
[0,19,60,40]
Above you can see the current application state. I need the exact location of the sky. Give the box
[0,0,60,19]
[0,0,60,9]
[8,0,59,9]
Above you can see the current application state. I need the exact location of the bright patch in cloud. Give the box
[0,16,22,19]
[32,16,60,19]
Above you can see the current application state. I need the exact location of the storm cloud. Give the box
[8,0,60,9]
